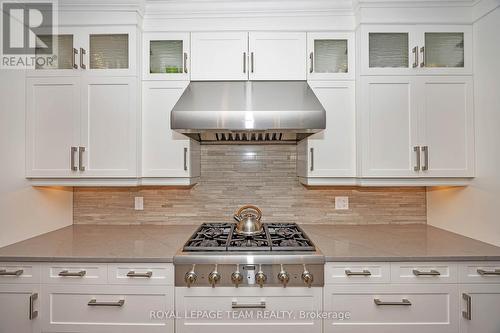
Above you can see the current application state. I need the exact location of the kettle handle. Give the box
[235,205,262,221]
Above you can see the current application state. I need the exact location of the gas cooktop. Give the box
[183,223,316,252]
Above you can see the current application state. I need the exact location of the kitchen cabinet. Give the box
[190,32,248,81]
[29,26,137,77]
[0,284,40,333]
[297,81,356,185]
[26,76,139,179]
[143,32,190,80]
[141,81,200,185]
[359,76,474,178]
[248,32,306,80]
[460,284,500,333]
[307,32,355,80]
[360,25,472,75]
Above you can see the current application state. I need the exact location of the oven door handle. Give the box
[232,300,266,309]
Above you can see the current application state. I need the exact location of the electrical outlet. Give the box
[335,196,349,210]
[134,197,144,211]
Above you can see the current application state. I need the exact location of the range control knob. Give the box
[301,269,314,287]
[255,271,267,287]
[231,271,243,287]
[208,268,221,288]
[277,270,290,287]
[184,267,197,287]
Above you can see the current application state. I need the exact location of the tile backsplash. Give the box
[74,145,426,225]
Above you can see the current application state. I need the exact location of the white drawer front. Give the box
[459,262,500,283]
[391,262,457,283]
[108,263,173,285]
[175,287,322,333]
[325,263,390,284]
[42,263,107,284]
[0,262,40,284]
[42,284,174,333]
[324,284,459,333]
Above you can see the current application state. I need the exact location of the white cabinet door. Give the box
[418,76,474,177]
[0,284,40,333]
[359,76,419,177]
[248,32,306,80]
[324,284,459,333]
[26,77,81,178]
[297,81,356,180]
[307,32,355,80]
[143,32,190,80]
[80,76,138,177]
[191,32,248,81]
[141,81,200,181]
[460,284,500,333]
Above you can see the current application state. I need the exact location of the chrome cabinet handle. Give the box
[374,298,412,306]
[413,269,440,276]
[71,147,78,171]
[127,271,153,278]
[78,147,85,171]
[80,48,86,69]
[414,146,421,171]
[29,293,38,320]
[232,300,266,309]
[420,46,425,67]
[88,299,125,307]
[243,52,246,73]
[462,293,472,320]
[184,52,188,73]
[0,269,23,276]
[183,147,188,171]
[309,52,314,73]
[421,146,429,171]
[250,52,254,73]
[310,147,314,172]
[412,46,418,68]
[345,269,371,276]
[58,270,86,277]
[477,269,500,276]
[72,48,78,69]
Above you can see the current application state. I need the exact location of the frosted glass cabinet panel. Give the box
[35,35,75,70]
[424,33,464,68]
[369,33,409,68]
[307,32,355,80]
[150,40,183,74]
[89,34,129,69]
[143,32,190,80]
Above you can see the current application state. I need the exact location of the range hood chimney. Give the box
[171,81,326,144]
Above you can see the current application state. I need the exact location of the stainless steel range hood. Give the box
[171,81,326,143]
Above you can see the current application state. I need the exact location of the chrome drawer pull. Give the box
[374,298,412,306]
[462,293,472,320]
[58,270,86,277]
[0,269,23,276]
[29,293,38,320]
[413,269,440,276]
[345,269,371,276]
[477,269,500,276]
[88,299,125,307]
[232,301,266,309]
[126,271,153,278]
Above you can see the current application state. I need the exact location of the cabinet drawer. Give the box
[42,284,174,333]
[175,287,322,333]
[459,262,500,283]
[42,263,107,284]
[0,262,40,284]
[325,263,390,284]
[324,284,459,333]
[108,263,174,285]
[391,262,457,283]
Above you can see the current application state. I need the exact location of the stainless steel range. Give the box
[174,222,324,288]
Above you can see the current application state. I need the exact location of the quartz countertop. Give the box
[1,224,500,263]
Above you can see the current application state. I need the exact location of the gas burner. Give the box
[183,223,315,252]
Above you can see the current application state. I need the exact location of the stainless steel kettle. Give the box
[233,205,263,236]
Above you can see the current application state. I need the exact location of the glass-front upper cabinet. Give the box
[307,32,355,80]
[143,33,190,80]
[361,25,471,75]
